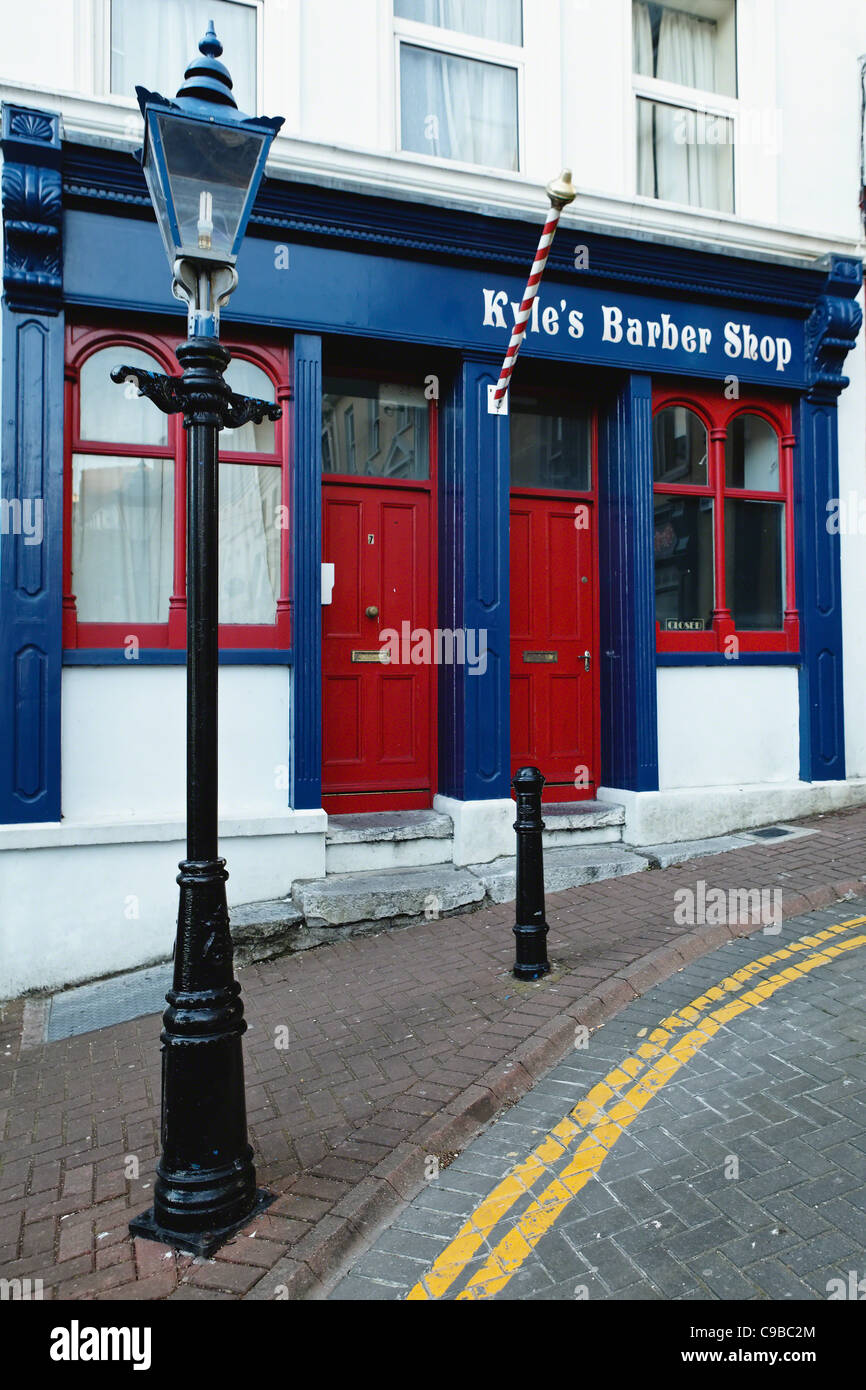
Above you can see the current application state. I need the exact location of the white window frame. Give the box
[96,0,265,112]
[392,6,526,175]
[631,0,740,214]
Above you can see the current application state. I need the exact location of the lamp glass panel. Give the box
[155,112,266,259]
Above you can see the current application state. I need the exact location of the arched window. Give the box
[652,387,796,655]
[64,329,290,653]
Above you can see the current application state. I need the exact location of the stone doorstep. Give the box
[325,810,453,844]
[470,844,648,904]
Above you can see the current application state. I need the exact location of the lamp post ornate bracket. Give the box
[110,362,282,429]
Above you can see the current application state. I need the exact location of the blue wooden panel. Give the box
[796,396,845,781]
[290,334,323,810]
[439,355,510,801]
[597,374,659,792]
[0,311,64,822]
[63,210,809,391]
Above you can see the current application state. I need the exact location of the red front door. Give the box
[322,482,434,811]
[510,494,599,801]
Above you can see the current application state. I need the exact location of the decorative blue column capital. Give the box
[804,255,863,400]
[1,103,63,315]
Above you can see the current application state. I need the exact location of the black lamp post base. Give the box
[513,959,551,983]
[129,1188,274,1259]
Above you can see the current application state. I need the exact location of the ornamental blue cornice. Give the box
[804,255,863,399]
[1,104,63,314]
[61,139,833,319]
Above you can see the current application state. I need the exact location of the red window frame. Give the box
[653,382,798,655]
[64,324,291,652]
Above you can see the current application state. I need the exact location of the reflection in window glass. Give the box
[633,1,737,98]
[725,499,784,630]
[654,494,714,629]
[71,455,173,622]
[222,358,276,453]
[637,99,734,213]
[510,400,591,490]
[322,381,430,479]
[653,406,708,485]
[219,464,281,624]
[725,414,780,490]
[80,347,169,446]
[111,0,256,116]
[400,44,519,171]
[395,0,523,45]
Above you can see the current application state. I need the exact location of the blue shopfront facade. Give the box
[1,100,863,833]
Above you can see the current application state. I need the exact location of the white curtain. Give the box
[655,9,721,209]
[633,2,655,197]
[396,0,522,45]
[111,0,256,115]
[218,465,280,625]
[72,456,174,624]
[402,43,518,170]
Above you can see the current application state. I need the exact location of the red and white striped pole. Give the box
[491,169,577,409]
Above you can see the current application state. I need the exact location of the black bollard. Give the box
[512,766,550,981]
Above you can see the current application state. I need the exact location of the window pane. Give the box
[71,455,173,623]
[637,100,734,213]
[510,399,591,490]
[219,464,281,624]
[653,406,708,485]
[725,414,780,491]
[322,381,430,479]
[80,347,169,446]
[654,494,714,629]
[222,358,276,453]
[400,44,518,171]
[725,499,784,630]
[395,0,522,45]
[633,1,737,98]
[111,0,256,116]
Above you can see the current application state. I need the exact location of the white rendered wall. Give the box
[61,666,291,821]
[656,666,799,790]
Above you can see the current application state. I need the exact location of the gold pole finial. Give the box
[546,168,577,209]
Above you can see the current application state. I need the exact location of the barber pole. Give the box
[491,169,577,407]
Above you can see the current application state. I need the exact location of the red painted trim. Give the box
[652,380,797,656]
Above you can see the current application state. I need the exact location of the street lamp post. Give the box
[112,25,284,1257]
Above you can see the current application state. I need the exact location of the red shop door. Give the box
[322,482,434,811]
[510,494,599,802]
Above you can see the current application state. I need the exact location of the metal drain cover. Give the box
[45,962,172,1042]
[751,826,791,839]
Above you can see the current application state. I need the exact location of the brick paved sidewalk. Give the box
[1,803,865,1301]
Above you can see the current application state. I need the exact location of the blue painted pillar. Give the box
[597,372,659,792]
[438,353,510,800]
[290,333,323,809]
[0,105,64,824]
[796,255,863,781]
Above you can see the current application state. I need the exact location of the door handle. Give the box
[583,650,591,672]
[365,605,380,620]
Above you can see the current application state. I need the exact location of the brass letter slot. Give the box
[523,651,558,663]
[351,649,391,664]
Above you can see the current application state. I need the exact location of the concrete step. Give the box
[469,844,647,905]
[293,862,485,928]
[325,810,453,874]
[230,898,305,965]
[541,800,625,848]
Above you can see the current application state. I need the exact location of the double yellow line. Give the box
[407,915,866,1301]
